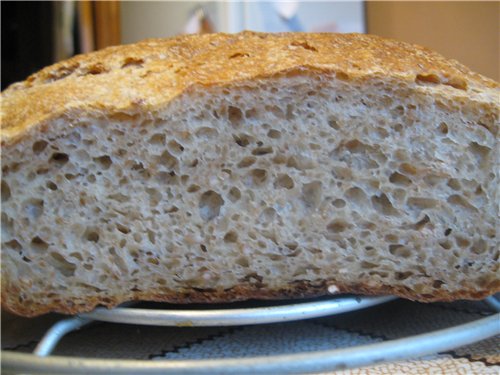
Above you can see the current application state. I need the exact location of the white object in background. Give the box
[215,1,365,34]
[274,2,300,20]
[53,1,75,61]
[184,8,203,34]
[184,7,215,35]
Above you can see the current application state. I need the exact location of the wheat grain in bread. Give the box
[1,32,499,317]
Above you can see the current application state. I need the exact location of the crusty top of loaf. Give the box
[1,31,498,144]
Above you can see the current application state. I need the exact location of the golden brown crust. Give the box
[1,31,498,145]
[3,279,497,317]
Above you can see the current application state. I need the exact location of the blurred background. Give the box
[2,1,498,90]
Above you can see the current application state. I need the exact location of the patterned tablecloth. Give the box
[2,298,499,374]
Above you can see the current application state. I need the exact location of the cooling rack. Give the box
[2,295,499,374]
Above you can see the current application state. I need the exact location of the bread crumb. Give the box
[328,285,340,294]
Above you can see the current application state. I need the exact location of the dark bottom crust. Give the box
[2,279,497,317]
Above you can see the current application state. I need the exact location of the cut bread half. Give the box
[1,32,498,317]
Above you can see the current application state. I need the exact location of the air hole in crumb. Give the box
[84,229,100,242]
[469,142,490,166]
[116,224,131,234]
[259,207,276,223]
[187,184,200,193]
[396,272,413,280]
[471,239,487,254]
[196,127,218,138]
[399,163,417,175]
[49,252,76,277]
[336,72,349,81]
[159,150,178,169]
[245,108,258,118]
[447,179,461,191]
[85,63,107,75]
[371,194,398,216]
[389,244,411,258]
[439,122,449,134]
[345,187,367,207]
[249,169,268,186]
[69,252,83,262]
[166,206,179,214]
[309,143,321,150]
[32,140,48,154]
[46,181,58,190]
[413,215,430,230]
[252,146,273,156]
[229,52,250,59]
[328,116,340,130]
[199,191,224,221]
[168,140,185,154]
[132,233,142,243]
[149,134,165,145]
[49,153,69,166]
[423,174,445,187]
[274,174,294,189]
[108,193,130,203]
[224,231,238,243]
[5,239,22,252]
[290,41,318,52]
[389,172,412,186]
[238,157,256,168]
[228,106,243,126]
[146,188,162,206]
[332,199,346,208]
[432,280,445,289]
[121,57,144,69]
[287,155,315,170]
[272,154,287,164]
[447,194,478,212]
[455,236,470,248]
[407,197,439,210]
[94,155,112,170]
[24,199,44,219]
[361,261,377,269]
[302,181,322,209]
[235,257,249,267]
[1,181,11,201]
[31,236,49,252]
[415,73,441,85]
[228,187,241,202]
[147,230,156,244]
[444,76,467,90]
[327,220,350,233]
[439,241,452,250]
[233,133,252,147]
[267,129,281,139]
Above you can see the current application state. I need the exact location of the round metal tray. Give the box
[2,314,498,374]
[2,295,499,374]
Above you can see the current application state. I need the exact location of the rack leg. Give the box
[33,317,93,356]
[484,295,500,312]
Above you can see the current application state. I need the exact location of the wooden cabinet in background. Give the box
[367,2,499,81]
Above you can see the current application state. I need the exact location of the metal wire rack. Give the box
[2,295,499,374]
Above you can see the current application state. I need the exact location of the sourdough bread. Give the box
[1,32,499,317]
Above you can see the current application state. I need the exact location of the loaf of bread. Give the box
[1,32,498,317]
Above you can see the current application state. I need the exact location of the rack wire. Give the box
[2,295,499,374]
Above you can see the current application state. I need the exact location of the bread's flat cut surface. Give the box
[1,32,499,317]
